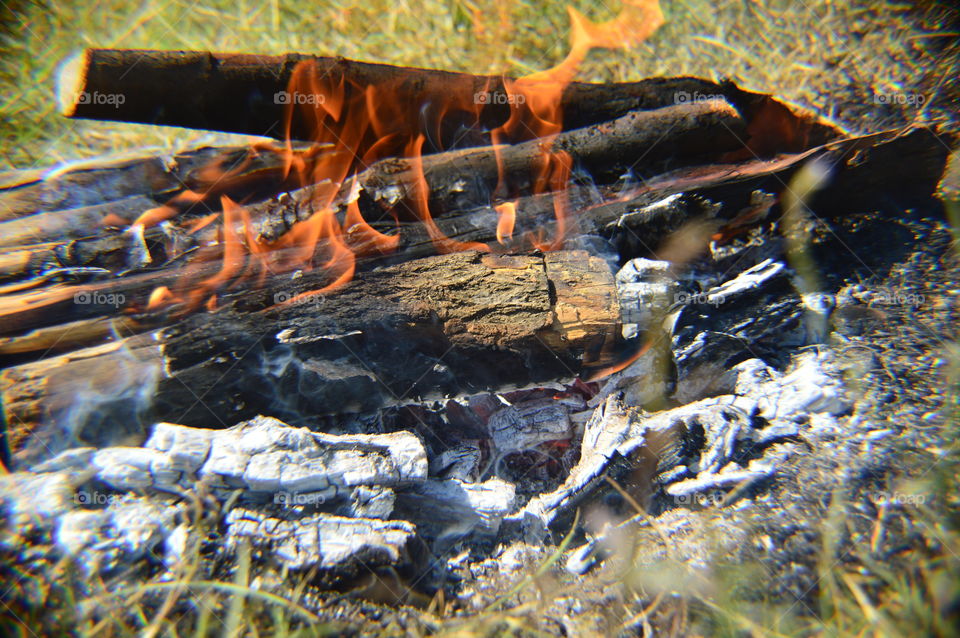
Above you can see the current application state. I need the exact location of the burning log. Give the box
[257,98,747,238]
[0,196,158,248]
[1,249,620,468]
[58,49,838,154]
[0,126,946,345]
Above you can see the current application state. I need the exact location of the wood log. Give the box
[0,249,621,468]
[0,99,741,287]
[59,49,841,154]
[0,143,318,221]
[0,223,165,288]
[257,98,747,237]
[0,126,947,345]
[0,196,158,248]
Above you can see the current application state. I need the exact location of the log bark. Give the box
[1,249,620,468]
[0,196,158,249]
[358,99,747,223]
[59,49,841,154]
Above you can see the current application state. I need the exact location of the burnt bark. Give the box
[258,99,747,237]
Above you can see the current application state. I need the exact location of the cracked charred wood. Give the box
[358,99,746,222]
[224,508,420,574]
[59,49,840,153]
[0,224,167,289]
[0,249,620,468]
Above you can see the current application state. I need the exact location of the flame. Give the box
[344,199,400,254]
[137,1,663,314]
[185,195,250,307]
[494,201,516,245]
[491,0,663,250]
[146,286,175,311]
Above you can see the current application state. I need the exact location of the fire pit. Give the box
[1,0,957,635]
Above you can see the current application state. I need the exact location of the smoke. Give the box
[28,339,162,467]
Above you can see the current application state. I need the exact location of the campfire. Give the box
[0,0,955,632]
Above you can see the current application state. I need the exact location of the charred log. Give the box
[0,144,317,220]
[1,249,620,468]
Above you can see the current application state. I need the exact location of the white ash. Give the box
[665,458,777,500]
[515,347,850,546]
[55,494,181,575]
[0,471,77,529]
[724,351,851,420]
[34,415,428,500]
[696,258,785,304]
[162,522,191,571]
[345,485,396,520]
[224,508,416,571]
[429,443,482,481]
[507,395,683,540]
[616,257,678,339]
[488,396,577,456]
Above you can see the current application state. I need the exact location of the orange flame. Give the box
[344,199,401,255]
[139,1,663,314]
[146,286,175,311]
[494,201,516,245]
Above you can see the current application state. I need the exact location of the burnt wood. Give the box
[1,249,620,468]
